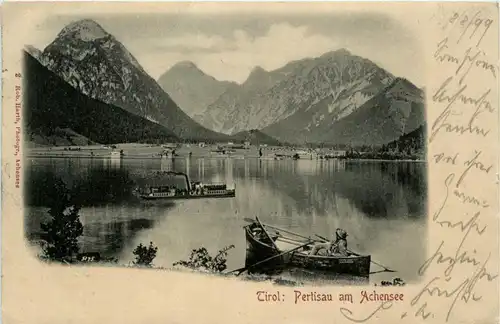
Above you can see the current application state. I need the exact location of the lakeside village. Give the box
[26,138,425,161]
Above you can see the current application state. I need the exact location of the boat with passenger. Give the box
[243,217,371,277]
[135,171,236,200]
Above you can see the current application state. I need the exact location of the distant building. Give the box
[296,150,314,160]
[331,150,347,157]
[229,144,245,149]
[244,141,251,149]
[162,143,178,149]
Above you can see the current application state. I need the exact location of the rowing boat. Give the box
[244,220,371,277]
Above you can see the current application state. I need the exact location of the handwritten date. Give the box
[441,11,493,47]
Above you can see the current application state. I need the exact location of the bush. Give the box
[173,245,235,273]
[132,242,158,267]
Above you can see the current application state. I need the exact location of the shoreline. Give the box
[25,154,426,163]
[344,158,426,163]
[24,143,426,163]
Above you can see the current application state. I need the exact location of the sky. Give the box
[27,11,424,86]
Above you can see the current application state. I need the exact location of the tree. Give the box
[40,178,83,263]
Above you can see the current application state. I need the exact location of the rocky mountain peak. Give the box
[173,60,198,69]
[57,19,108,42]
[320,48,351,58]
[251,65,267,73]
[166,61,207,78]
[243,66,271,87]
[247,66,267,77]
[334,48,351,56]
[158,60,236,118]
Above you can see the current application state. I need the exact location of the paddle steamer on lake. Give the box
[135,171,236,200]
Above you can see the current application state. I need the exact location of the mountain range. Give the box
[25,18,425,148]
[170,49,424,146]
[30,19,232,143]
[197,49,395,134]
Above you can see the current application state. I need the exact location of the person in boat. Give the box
[192,182,203,195]
[309,228,349,256]
[250,224,275,244]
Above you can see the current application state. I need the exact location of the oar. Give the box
[348,250,396,272]
[244,218,319,243]
[276,236,309,246]
[315,234,329,242]
[228,241,313,276]
[255,216,280,252]
[315,234,396,273]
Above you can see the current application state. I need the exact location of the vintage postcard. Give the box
[1,2,498,324]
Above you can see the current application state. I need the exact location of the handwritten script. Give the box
[340,6,498,323]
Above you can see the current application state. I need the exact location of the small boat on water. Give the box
[244,218,371,277]
[135,171,236,200]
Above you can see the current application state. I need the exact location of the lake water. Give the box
[25,156,427,284]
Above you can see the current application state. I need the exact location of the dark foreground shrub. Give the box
[173,245,235,273]
[133,242,158,267]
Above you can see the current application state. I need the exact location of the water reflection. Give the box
[110,157,122,170]
[25,157,427,282]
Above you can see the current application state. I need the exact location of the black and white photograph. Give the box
[22,9,427,286]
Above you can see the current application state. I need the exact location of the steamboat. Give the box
[135,171,236,200]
